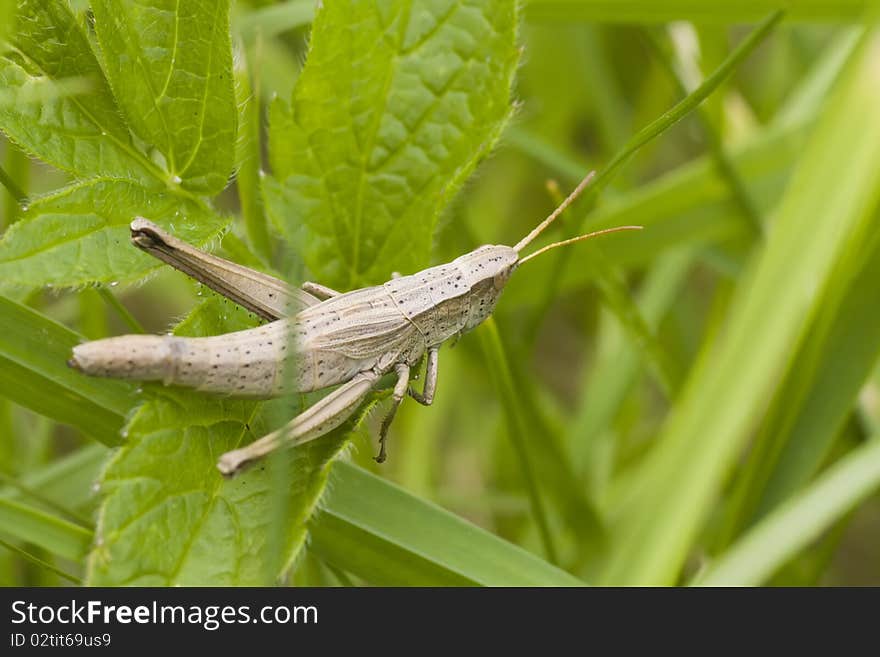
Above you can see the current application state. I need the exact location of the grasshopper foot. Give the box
[373,436,388,463]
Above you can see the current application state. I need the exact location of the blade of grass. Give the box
[0,497,91,562]
[1,443,108,516]
[0,295,134,446]
[0,538,81,584]
[581,11,783,202]
[309,461,584,586]
[716,209,880,547]
[694,436,880,586]
[478,318,559,564]
[646,28,764,236]
[573,251,693,484]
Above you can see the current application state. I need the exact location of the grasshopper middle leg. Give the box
[408,347,438,406]
[375,363,411,464]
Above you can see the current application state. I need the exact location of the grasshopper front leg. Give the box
[217,368,383,476]
[301,281,341,300]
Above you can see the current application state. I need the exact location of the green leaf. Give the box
[0,178,229,287]
[695,437,880,586]
[0,0,153,181]
[266,0,520,289]
[91,0,237,193]
[599,28,880,585]
[87,297,349,585]
[0,294,134,447]
[310,461,585,586]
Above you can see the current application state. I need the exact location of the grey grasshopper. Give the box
[69,172,640,475]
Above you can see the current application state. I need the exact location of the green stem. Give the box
[478,319,559,566]
[0,162,26,207]
[2,144,29,227]
[235,41,272,263]
[98,288,145,333]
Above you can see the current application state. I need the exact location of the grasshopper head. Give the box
[451,245,519,331]
[456,245,519,289]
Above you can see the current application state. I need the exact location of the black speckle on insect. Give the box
[318,372,324,378]
[456,275,461,281]
[269,293,275,298]
[399,300,404,304]
[245,350,251,355]
[243,363,250,368]
[212,365,218,369]
[238,384,245,390]
[318,359,324,365]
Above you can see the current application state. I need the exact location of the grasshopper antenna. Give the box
[514,170,596,253]
[518,225,643,265]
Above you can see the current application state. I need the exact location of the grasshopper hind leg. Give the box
[217,369,381,476]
